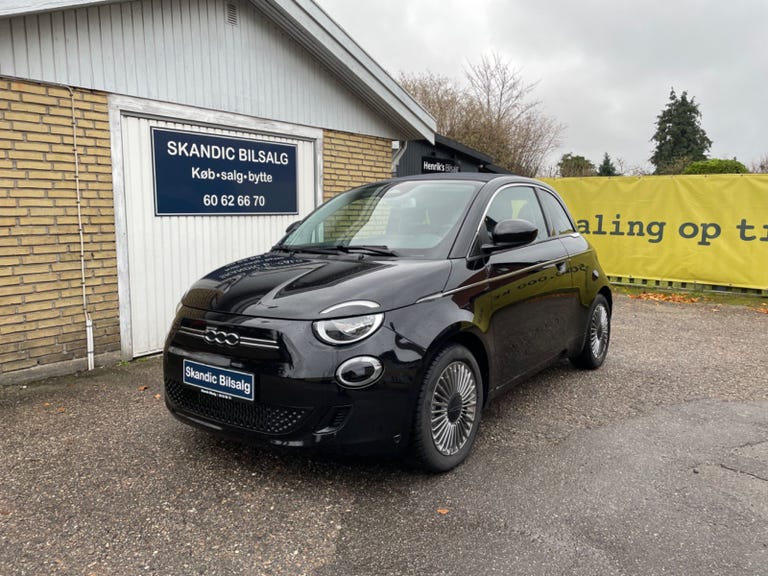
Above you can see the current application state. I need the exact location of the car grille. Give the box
[165,377,311,435]
[170,317,286,362]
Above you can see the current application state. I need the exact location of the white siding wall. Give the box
[0,0,399,139]
[118,112,318,356]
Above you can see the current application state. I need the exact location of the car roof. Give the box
[385,172,552,191]
[390,172,507,183]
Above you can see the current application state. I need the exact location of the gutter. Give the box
[68,86,95,371]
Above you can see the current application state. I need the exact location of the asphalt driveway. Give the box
[1,294,767,575]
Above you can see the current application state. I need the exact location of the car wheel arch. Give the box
[570,291,612,370]
[599,286,613,312]
[421,328,490,408]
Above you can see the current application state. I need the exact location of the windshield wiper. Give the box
[335,244,398,257]
[271,245,339,255]
[273,244,398,257]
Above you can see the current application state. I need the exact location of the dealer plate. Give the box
[182,359,255,401]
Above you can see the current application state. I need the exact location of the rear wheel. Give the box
[570,294,611,369]
[412,344,483,472]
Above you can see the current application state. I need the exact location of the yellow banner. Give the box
[542,175,768,290]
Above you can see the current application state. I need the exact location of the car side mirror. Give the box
[285,221,301,234]
[482,219,538,251]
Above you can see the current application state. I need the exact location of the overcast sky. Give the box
[316,0,768,174]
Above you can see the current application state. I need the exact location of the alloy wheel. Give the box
[590,303,610,360]
[429,361,478,456]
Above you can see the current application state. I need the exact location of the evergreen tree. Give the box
[597,153,619,176]
[650,88,711,174]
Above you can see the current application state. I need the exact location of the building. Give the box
[394,134,510,177]
[0,0,436,384]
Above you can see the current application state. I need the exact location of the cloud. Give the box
[317,0,768,172]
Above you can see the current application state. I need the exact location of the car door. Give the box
[536,186,589,350]
[479,185,575,391]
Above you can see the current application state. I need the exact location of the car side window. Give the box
[538,189,576,236]
[484,186,547,241]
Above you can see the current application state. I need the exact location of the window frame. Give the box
[535,187,577,238]
[468,183,551,257]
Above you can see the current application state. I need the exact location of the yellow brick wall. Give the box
[322,130,392,200]
[0,77,119,379]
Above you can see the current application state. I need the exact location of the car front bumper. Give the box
[163,307,425,454]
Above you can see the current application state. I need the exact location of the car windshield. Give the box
[278,180,481,258]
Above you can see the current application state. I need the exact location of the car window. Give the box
[484,186,546,241]
[538,189,576,236]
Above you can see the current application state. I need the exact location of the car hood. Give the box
[181,252,452,319]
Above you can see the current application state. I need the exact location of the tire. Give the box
[570,294,611,369]
[412,344,483,472]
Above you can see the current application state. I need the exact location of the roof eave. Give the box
[434,134,495,164]
[253,0,436,143]
[0,0,117,17]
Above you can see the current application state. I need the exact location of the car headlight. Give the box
[313,313,384,345]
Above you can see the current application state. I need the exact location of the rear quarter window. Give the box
[538,189,576,236]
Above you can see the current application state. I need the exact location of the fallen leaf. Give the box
[138,385,148,391]
[629,292,699,304]
[43,402,51,407]
[154,394,162,400]
[437,508,449,515]
[755,306,768,315]
[56,407,66,413]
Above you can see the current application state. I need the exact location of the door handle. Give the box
[556,261,568,274]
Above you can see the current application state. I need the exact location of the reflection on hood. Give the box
[183,252,451,319]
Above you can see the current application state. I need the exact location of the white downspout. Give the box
[68,87,94,371]
[391,140,408,177]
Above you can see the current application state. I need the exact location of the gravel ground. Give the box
[1,294,767,575]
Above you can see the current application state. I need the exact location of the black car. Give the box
[163,173,611,471]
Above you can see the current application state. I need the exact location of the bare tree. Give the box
[506,110,563,176]
[399,54,563,177]
[465,54,538,129]
[624,163,653,176]
[398,71,467,136]
[750,154,768,173]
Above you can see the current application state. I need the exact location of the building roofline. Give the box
[256,0,435,142]
[434,134,494,164]
[0,0,437,143]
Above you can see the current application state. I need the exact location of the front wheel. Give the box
[570,294,611,369]
[412,344,483,473]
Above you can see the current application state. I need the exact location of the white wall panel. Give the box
[119,112,318,356]
[0,0,400,139]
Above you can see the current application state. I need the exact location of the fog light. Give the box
[336,356,383,388]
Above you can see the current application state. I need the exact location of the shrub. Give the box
[683,158,748,174]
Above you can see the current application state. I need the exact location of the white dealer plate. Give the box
[182,359,255,401]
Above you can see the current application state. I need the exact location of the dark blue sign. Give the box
[183,359,255,401]
[152,128,298,215]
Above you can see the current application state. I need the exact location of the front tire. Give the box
[412,344,483,472]
[570,294,611,369]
